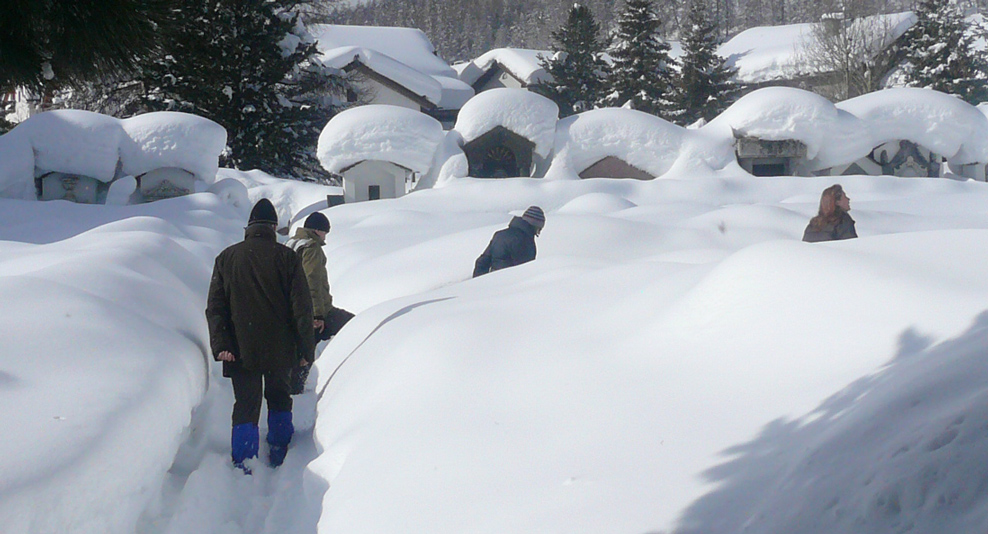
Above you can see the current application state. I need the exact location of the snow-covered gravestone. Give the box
[0,109,126,203]
[317,105,445,203]
[120,112,227,202]
[703,87,873,177]
[453,88,558,178]
[835,88,988,180]
[545,108,686,180]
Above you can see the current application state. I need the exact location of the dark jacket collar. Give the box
[244,223,277,241]
[508,216,536,236]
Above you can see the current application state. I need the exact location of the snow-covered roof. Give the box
[718,12,916,83]
[546,108,686,179]
[453,88,559,158]
[458,48,553,86]
[310,24,456,78]
[120,112,227,182]
[0,109,227,198]
[317,105,445,175]
[432,75,475,110]
[704,86,873,170]
[320,46,443,106]
[837,88,988,164]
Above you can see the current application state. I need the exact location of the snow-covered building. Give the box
[311,25,473,128]
[317,105,445,203]
[0,110,226,203]
[454,48,553,94]
[717,12,916,93]
[453,89,558,178]
[546,108,686,180]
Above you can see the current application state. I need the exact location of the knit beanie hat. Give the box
[248,198,278,226]
[521,205,545,229]
[303,212,330,232]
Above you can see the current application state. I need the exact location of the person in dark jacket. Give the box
[802,184,857,243]
[205,198,315,473]
[473,206,545,277]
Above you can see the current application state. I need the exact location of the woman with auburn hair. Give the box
[802,184,858,242]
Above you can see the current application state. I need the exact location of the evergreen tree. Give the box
[531,4,610,117]
[0,0,173,91]
[138,0,347,180]
[603,0,677,117]
[675,0,739,125]
[895,0,988,104]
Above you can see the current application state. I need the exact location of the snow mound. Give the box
[704,86,874,169]
[838,87,988,164]
[120,112,227,182]
[546,108,686,179]
[557,192,638,214]
[317,105,445,176]
[454,88,559,158]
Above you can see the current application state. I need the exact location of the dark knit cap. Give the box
[521,205,545,229]
[303,212,330,232]
[248,198,278,226]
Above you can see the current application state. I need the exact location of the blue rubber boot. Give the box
[267,410,294,468]
[231,423,259,474]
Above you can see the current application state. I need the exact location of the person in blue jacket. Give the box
[473,206,545,277]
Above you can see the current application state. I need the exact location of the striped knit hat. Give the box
[521,206,545,229]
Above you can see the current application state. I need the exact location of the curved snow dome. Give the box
[546,108,686,180]
[317,105,445,175]
[454,88,559,158]
[7,109,126,182]
[120,112,227,183]
[838,88,988,165]
[705,86,873,170]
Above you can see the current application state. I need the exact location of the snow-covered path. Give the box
[138,361,327,534]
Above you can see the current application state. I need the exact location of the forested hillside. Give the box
[325,0,963,62]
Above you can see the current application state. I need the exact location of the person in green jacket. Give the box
[286,212,334,394]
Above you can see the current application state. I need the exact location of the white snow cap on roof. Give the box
[11,109,126,182]
[460,48,553,86]
[320,46,443,106]
[454,88,559,158]
[704,86,873,170]
[120,112,227,181]
[311,24,455,77]
[317,105,445,175]
[718,12,915,83]
[546,108,686,179]
[838,87,988,164]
